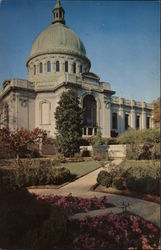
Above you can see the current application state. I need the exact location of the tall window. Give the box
[65,61,68,72]
[112,112,117,129]
[47,61,51,72]
[80,65,82,73]
[73,63,76,73]
[146,117,150,129]
[40,63,43,73]
[136,115,140,129]
[83,95,96,128]
[56,61,60,72]
[34,65,36,75]
[125,114,129,130]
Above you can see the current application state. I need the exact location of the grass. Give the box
[61,160,101,178]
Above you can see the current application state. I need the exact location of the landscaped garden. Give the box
[0,185,160,250]
[0,91,160,249]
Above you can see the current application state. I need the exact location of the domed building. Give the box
[0,0,153,137]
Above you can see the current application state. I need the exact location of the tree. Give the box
[152,97,160,128]
[0,127,47,162]
[93,128,104,145]
[55,90,82,157]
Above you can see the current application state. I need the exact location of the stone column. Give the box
[52,62,56,73]
[141,110,146,129]
[60,61,64,72]
[130,100,136,129]
[68,62,72,74]
[36,64,39,75]
[76,63,80,74]
[44,62,47,73]
[102,99,111,138]
[118,97,124,133]
[141,100,146,129]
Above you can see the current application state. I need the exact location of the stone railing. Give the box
[82,127,97,136]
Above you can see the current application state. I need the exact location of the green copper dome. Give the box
[29,22,86,59]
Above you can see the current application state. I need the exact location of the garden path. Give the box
[28,158,160,227]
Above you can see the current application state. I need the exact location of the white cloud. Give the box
[0,0,2,6]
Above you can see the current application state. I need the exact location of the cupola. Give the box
[52,0,65,25]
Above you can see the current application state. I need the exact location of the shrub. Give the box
[0,186,51,249]
[93,128,105,146]
[112,177,125,190]
[151,143,160,160]
[104,137,118,145]
[97,160,160,195]
[118,128,160,145]
[80,136,95,146]
[22,210,67,250]
[135,177,160,196]
[126,176,136,190]
[127,143,160,160]
[81,149,91,157]
[1,165,72,187]
[97,170,112,187]
[125,171,160,196]
[93,148,107,161]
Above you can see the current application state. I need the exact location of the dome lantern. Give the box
[52,0,65,25]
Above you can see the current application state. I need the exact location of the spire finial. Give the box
[52,0,65,25]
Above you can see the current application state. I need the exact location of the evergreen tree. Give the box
[55,90,82,157]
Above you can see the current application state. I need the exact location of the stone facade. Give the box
[0,0,153,138]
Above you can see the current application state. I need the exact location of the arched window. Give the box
[73,63,76,73]
[125,114,129,130]
[136,115,140,129]
[146,117,150,129]
[40,62,43,73]
[56,61,60,72]
[65,61,68,72]
[47,61,51,72]
[80,65,82,73]
[112,113,117,129]
[34,65,36,75]
[83,95,97,127]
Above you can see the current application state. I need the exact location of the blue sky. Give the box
[0,0,160,103]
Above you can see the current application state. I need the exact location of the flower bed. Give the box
[0,187,159,250]
[38,193,111,215]
[70,213,160,250]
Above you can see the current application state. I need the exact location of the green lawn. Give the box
[61,160,101,178]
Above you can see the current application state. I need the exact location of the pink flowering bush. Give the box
[38,193,109,215]
[70,213,160,250]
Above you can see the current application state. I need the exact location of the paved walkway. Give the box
[28,159,160,227]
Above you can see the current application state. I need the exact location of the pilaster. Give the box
[130,99,136,129]
[118,97,124,133]
[102,97,111,137]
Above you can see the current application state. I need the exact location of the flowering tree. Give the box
[0,127,47,162]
